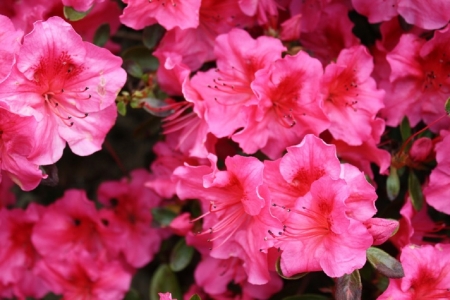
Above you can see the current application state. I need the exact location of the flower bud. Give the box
[409,137,433,162]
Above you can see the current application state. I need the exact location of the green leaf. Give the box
[149,264,182,300]
[275,257,308,280]
[367,247,404,279]
[63,6,91,21]
[189,294,202,300]
[282,295,329,300]
[445,97,450,114]
[400,117,411,141]
[170,238,195,272]
[124,289,140,300]
[123,60,143,79]
[143,24,166,49]
[122,46,159,72]
[117,101,127,116]
[408,170,424,211]
[335,270,362,300]
[386,167,400,201]
[152,207,177,227]
[93,24,110,47]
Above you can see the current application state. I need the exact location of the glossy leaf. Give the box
[152,207,178,227]
[189,294,202,300]
[386,167,400,201]
[63,6,90,21]
[93,24,110,47]
[170,238,195,272]
[335,270,362,300]
[143,24,166,49]
[117,101,127,116]
[367,247,404,279]
[149,264,182,300]
[122,46,159,72]
[408,170,424,211]
[400,117,411,141]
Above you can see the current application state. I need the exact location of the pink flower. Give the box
[36,253,133,300]
[423,130,450,214]
[384,26,450,130]
[97,169,163,268]
[174,155,282,284]
[321,45,385,146]
[378,244,450,299]
[159,292,176,300]
[195,28,286,138]
[409,137,433,162]
[0,106,44,191]
[120,0,201,30]
[32,190,108,260]
[0,204,50,299]
[0,16,126,165]
[299,2,359,64]
[233,52,329,158]
[352,0,450,30]
[0,15,21,83]
[263,134,341,212]
[274,176,373,278]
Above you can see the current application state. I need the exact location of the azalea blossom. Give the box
[378,244,450,299]
[0,16,126,165]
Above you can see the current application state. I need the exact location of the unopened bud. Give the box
[409,137,433,162]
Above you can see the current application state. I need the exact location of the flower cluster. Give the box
[1,0,450,299]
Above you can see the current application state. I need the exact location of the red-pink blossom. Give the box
[321,45,385,146]
[0,204,50,299]
[36,253,133,300]
[120,0,201,30]
[378,244,450,299]
[97,169,163,268]
[423,130,450,214]
[409,137,433,162]
[0,17,126,165]
[174,155,282,284]
[352,0,450,30]
[32,190,108,260]
[195,28,286,138]
[0,15,21,83]
[274,176,373,278]
[0,106,45,191]
[384,26,450,130]
[233,51,329,158]
[299,2,359,64]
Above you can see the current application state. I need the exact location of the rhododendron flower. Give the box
[0,204,50,299]
[0,16,126,165]
[97,169,163,268]
[32,190,108,260]
[120,0,201,30]
[198,28,285,138]
[233,51,329,158]
[423,130,450,214]
[159,292,176,300]
[321,45,385,146]
[274,176,373,278]
[378,244,450,299]
[385,26,450,130]
[299,2,359,64]
[36,253,133,300]
[174,155,282,284]
[0,15,21,83]
[352,0,450,30]
[0,106,45,191]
